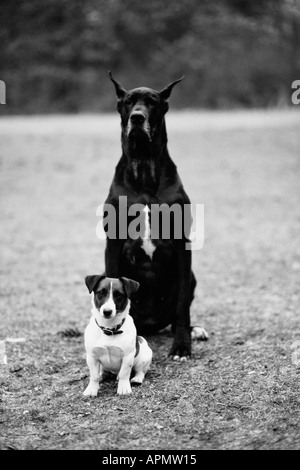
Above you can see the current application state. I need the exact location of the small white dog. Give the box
[83,275,152,397]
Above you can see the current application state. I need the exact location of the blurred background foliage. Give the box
[0,0,299,113]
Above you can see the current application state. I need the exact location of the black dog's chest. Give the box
[126,160,158,194]
[122,238,175,271]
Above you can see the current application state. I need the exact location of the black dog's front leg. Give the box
[169,241,192,359]
[105,239,124,277]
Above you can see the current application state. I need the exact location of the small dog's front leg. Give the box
[83,354,102,397]
[117,353,135,396]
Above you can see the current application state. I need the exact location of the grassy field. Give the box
[0,110,300,450]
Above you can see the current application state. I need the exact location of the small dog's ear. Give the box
[159,76,185,101]
[85,275,105,294]
[108,70,127,99]
[119,277,140,298]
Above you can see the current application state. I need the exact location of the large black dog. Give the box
[103,72,197,359]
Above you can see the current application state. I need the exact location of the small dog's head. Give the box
[85,275,139,324]
[109,71,184,143]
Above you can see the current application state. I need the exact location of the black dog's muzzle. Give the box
[130,111,146,125]
[127,107,151,141]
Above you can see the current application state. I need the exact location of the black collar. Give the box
[95,317,125,335]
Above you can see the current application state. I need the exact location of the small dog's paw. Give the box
[117,380,132,396]
[131,373,144,385]
[83,383,100,397]
[191,326,209,341]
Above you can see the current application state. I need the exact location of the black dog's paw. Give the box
[169,328,191,361]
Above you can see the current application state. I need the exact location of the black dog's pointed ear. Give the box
[119,277,140,298]
[108,71,127,99]
[85,274,106,294]
[159,76,185,101]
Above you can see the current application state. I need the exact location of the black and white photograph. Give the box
[0,0,300,452]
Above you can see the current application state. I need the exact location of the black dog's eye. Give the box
[124,97,133,106]
[145,97,157,106]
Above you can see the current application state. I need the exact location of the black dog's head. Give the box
[109,71,184,143]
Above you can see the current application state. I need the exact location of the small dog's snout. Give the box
[130,112,145,125]
[103,309,113,317]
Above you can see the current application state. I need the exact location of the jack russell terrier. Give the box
[83,275,152,396]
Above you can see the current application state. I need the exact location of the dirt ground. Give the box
[0,110,300,450]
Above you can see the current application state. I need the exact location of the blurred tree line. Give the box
[0,0,299,113]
